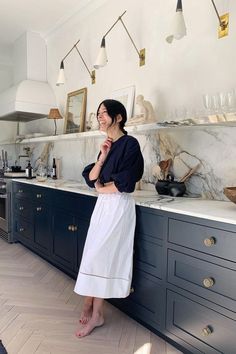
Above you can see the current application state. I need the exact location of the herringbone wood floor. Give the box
[0,238,182,354]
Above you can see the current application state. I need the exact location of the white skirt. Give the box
[74,192,136,298]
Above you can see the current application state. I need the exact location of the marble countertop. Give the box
[13,178,236,225]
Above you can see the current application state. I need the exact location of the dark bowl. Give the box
[168,181,186,197]
[11,166,22,172]
[155,180,170,195]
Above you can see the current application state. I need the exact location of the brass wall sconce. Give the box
[56,38,95,86]
[166,0,187,43]
[94,10,146,69]
[47,108,63,135]
[210,0,229,39]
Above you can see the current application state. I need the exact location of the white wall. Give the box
[41,0,236,130]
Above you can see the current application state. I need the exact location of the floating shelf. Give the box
[1,119,236,145]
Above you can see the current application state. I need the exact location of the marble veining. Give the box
[4,125,236,201]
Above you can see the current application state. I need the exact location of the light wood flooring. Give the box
[0,238,183,354]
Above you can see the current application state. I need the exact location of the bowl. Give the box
[168,181,186,197]
[223,187,236,203]
[155,180,170,195]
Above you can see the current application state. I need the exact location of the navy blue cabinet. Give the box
[166,216,236,354]
[13,182,51,255]
[12,181,236,354]
[51,190,95,277]
[12,182,96,278]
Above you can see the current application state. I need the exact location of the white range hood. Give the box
[0,79,56,121]
[0,32,56,121]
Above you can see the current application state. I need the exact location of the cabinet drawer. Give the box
[15,199,33,220]
[134,237,163,279]
[166,290,236,354]
[168,218,236,262]
[53,190,96,219]
[15,218,33,240]
[13,182,31,199]
[168,250,236,311]
[128,269,165,328]
[136,207,167,241]
[32,186,51,204]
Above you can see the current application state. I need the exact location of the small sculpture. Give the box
[127,94,156,125]
[86,112,99,131]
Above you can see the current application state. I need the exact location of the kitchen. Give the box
[0,0,236,353]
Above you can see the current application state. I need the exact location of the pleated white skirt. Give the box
[74,192,136,298]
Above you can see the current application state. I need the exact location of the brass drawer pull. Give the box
[19,227,24,232]
[19,206,24,211]
[18,189,23,193]
[36,194,42,198]
[68,225,72,231]
[130,287,134,294]
[36,207,42,212]
[204,237,216,247]
[202,326,213,336]
[203,277,215,288]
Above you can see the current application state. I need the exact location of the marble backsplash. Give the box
[3,125,236,201]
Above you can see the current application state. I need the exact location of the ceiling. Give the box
[0,0,91,46]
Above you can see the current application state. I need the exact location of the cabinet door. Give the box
[127,269,165,330]
[51,208,75,273]
[166,290,236,354]
[33,203,50,255]
[74,217,90,273]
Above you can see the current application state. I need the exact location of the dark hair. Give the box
[97,99,127,135]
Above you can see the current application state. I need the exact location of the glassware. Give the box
[36,161,47,182]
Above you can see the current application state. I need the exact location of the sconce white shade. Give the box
[56,61,65,86]
[94,38,108,69]
[166,8,187,43]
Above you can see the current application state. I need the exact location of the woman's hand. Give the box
[100,137,112,160]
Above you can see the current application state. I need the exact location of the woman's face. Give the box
[97,104,112,132]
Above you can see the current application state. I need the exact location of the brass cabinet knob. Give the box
[36,207,42,212]
[18,189,23,193]
[19,227,24,232]
[68,225,72,231]
[202,326,213,336]
[36,194,42,198]
[19,206,24,211]
[203,277,215,288]
[204,237,216,247]
[130,287,135,294]
[73,225,78,232]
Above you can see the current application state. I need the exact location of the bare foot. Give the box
[79,304,93,325]
[76,315,104,338]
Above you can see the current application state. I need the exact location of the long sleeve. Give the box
[111,139,144,193]
[82,163,96,188]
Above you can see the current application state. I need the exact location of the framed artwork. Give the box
[64,88,87,134]
[110,85,135,119]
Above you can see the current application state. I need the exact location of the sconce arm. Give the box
[210,0,225,28]
[74,45,93,79]
[103,10,127,38]
[119,18,141,58]
[61,38,80,63]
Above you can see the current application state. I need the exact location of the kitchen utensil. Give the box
[159,159,172,180]
[179,163,200,183]
[223,187,236,204]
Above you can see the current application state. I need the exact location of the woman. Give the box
[74,99,144,337]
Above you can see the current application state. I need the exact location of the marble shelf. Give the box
[2,120,236,145]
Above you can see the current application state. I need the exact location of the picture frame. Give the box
[64,88,87,134]
[110,85,135,120]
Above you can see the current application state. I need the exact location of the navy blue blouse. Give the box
[82,135,144,193]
